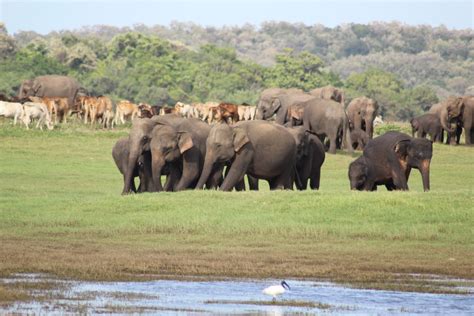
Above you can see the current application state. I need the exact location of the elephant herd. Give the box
[113,86,435,194]
[114,115,325,194]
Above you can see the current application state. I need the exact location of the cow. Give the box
[114,100,138,125]
[88,96,114,128]
[174,102,195,118]
[159,106,177,115]
[215,102,240,124]
[20,102,53,130]
[0,101,23,125]
[193,102,219,123]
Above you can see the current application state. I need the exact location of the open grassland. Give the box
[0,121,473,297]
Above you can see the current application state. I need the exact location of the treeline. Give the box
[1,21,471,120]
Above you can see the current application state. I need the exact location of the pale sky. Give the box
[1,0,472,35]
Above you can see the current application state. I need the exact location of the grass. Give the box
[0,120,473,299]
[205,299,332,309]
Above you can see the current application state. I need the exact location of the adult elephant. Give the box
[410,113,443,142]
[302,98,353,154]
[122,114,183,194]
[349,131,433,191]
[286,127,325,190]
[255,88,312,124]
[149,118,212,191]
[18,75,81,111]
[428,97,464,145]
[309,85,345,105]
[195,121,296,191]
[454,96,474,145]
[346,96,378,139]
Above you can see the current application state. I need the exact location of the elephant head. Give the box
[18,80,34,99]
[394,138,433,192]
[122,118,157,194]
[348,156,369,190]
[149,124,194,191]
[196,123,249,189]
[437,96,463,133]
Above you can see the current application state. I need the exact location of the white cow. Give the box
[373,115,384,127]
[20,102,53,130]
[244,105,257,121]
[0,101,24,125]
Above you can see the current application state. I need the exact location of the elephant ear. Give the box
[393,139,410,159]
[178,132,194,154]
[32,82,42,94]
[233,127,250,153]
[271,97,282,113]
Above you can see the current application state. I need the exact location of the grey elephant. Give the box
[286,127,325,190]
[301,98,353,154]
[149,117,213,191]
[195,121,296,191]
[346,96,378,139]
[122,114,184,194]
[112,137,154,193]
[428,97,464,145]
[447,96,474,145]
[349,131,433,191]
[309,85,345,105]
[18,75,81,112]
[410,113,443,142]
[255,88,313,124]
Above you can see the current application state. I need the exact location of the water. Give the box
[2,274,473,315]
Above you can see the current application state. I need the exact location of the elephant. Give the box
[121,114,184,194]
[410,113,443,142]
[301,98,353,154]
[286,127,325,190]
[350,131,433,192]
[350,129,370,150]
[195,121,296,191]
[309,85,345,105]
[428,97,464,145]
[112,137,154,193]
[346,96,379,139]
[149,117,213,191]
[255,88,313,124]
[453,96,474,145]
[18,75,81,112]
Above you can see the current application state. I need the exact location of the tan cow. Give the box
[193,102,219,123]
[88,96,114,128]
[114,100,138,125]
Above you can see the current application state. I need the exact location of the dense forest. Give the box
[0,21,472,120]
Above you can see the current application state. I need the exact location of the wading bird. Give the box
[262,281,290,301]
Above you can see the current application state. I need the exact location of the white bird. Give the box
[262,281,290,301]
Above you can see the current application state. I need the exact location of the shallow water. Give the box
[2,274,473,315]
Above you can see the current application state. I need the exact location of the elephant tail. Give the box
[343,111,353,153]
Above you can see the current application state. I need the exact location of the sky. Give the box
[0,0,472,35]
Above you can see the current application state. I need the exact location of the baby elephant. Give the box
[348,131,433,191]
[112,137,154,193]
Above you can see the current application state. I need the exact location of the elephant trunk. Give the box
[440,108,455,133]
[255,107,264,120]
[122,151,140,195]
[196,152,215,189]
[151,155,165,192]
[419,159,431,192]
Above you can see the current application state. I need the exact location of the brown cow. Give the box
[215,102,240,124]
[114,100,138,125]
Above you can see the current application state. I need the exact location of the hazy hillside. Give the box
[1,21,472,120]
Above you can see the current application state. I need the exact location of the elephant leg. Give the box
[328,134,337,154]
[220,151,252,191]
[205,165,224,189]
[309,167,321,190]
[164,164,181,192]
[247,175,259,190]
[175,152,201,191]
[234,179,246,191]
[391,164,409,190]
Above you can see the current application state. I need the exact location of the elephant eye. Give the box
[142,135,148,140]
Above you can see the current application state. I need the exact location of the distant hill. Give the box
[11,21,474,99]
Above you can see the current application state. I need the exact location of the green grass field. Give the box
[0,121,473,296]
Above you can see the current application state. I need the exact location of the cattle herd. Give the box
[0,75,472,193]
